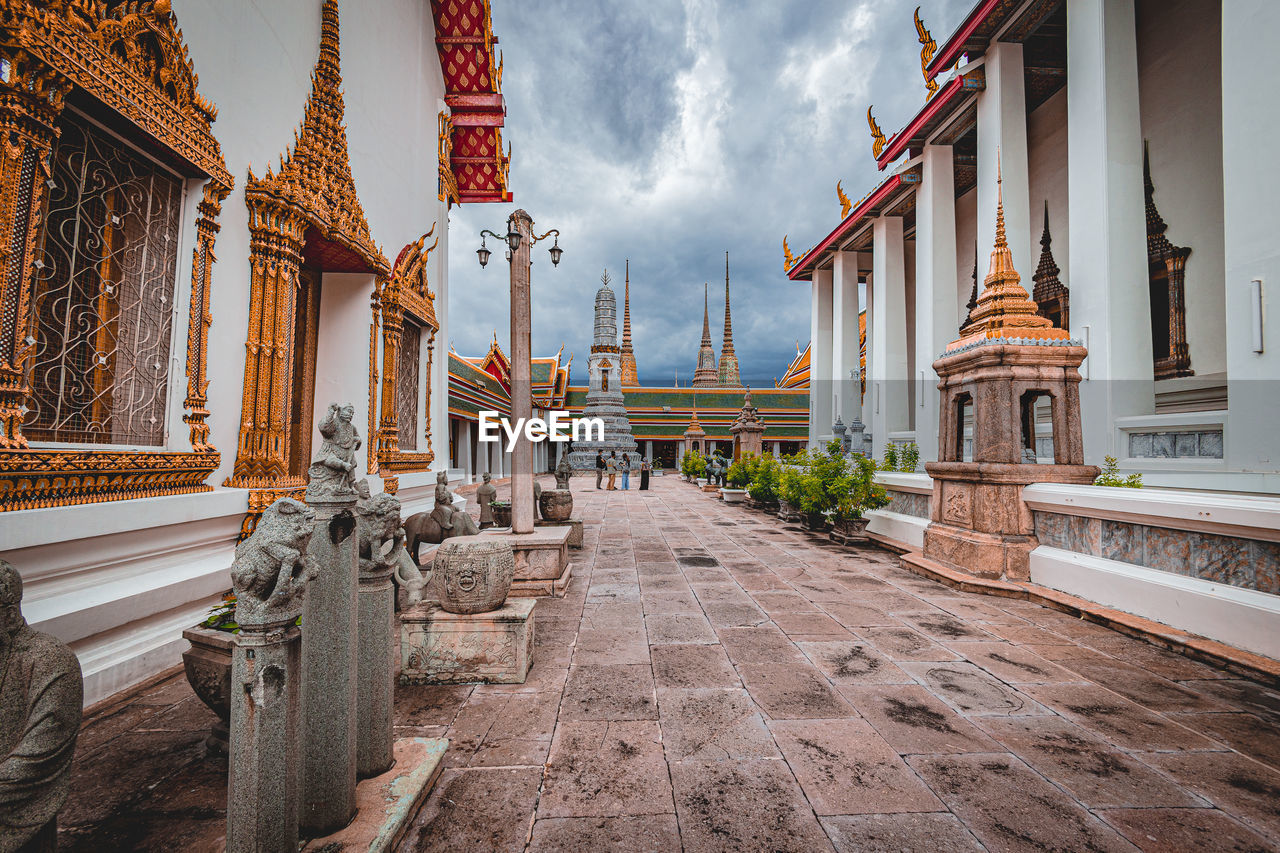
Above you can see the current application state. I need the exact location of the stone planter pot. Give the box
[720,488,747,504]
[803,512,828,531]
[777,499,801,523]
[435,539,516,614]
[831,516,871,544]
[696,478,708,488]
[490,503,512,527]
[539,488,574,521]
[182,626,233,759]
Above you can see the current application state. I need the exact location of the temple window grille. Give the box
[397,318,422,451]
[25,112,182,446]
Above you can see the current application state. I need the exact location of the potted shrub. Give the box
[720,454,753,503]
[680,449,705,483]
[490,499,512,527]
[830,454,891,544]
[777,450,812,524]
[747,453,781,512]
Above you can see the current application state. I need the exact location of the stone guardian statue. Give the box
[306,402,361,500]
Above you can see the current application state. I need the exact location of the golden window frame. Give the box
[0,0,232,511]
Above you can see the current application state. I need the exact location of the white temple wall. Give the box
[954,187,978,326]
[1027,88,1071,295]
[1136,0,1227,381]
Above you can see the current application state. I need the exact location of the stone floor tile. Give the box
[854,626,962,661]
[1143,750,1280,841]
[401,766,541,852]
[1167,712,1280,772]
[1177,679,1280,722]
[1096,807,1276,853]
[769,717,943,815]
[979,620,1079,646]
[1022,683,1222,752]
[797,640,912,684]
[717,625,807,664]
[820,601,902,628]
[1020,641,1114,661]
[899,661,1051,717]
[657,687,780,761]
[560,664,657,721]
[1057,659,1234,713]
[394,683,473,727]
[572,627,651,665]
[820,813,985,852]
[947,640,1085,683]
[978,716,1208,808]
[750,590,820,613]
[540,720,673,818]
[641,590,703,614]
[669,759,835,852]
[651,643,741,689]
[771,611,851,638]
[528,815,682,852]
[839,684,1003,755]
[645,612,719,644]
[737,662,855,719]
[1081,636,1233,682]
[909,753,1142,853]
[898,612,997,642]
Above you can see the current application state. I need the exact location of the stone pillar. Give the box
[509,210,535,534]
[300,494,359,833]
[459,419,473,483]
[1222,0,1280,479]
[1067,0,1154,460]
[645,440,653,461]
[230,626,302,853]
[832,252,860,430]
[978,42,1033,280]
[773,441,782,457]
[915,145,959,464]
[871,217,908,459]
[356,562,394,777]
[809,270,834,445]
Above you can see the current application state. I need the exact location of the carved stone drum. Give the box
[538,489,574,522]
[434,539,515,614]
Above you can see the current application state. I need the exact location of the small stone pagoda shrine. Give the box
[730,388,766,459]
[909,169,1098,582]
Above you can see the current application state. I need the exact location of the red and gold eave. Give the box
[432,0,512,204]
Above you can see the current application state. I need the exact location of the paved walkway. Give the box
[61,475,1280,851]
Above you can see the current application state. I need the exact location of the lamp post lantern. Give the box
[478,212,562,534]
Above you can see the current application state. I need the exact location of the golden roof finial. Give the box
[783,235,796,271]
[915,7,939,99]
[837,180,852,219]
[868,107,886,159]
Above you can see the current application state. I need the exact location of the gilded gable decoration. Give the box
[0,0,231,511]
[867,106,886,159]
[438,110,459,205]
[914,7,939,100]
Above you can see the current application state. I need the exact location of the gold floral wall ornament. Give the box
[836,181,852,219]
[438,110,459,206]
[783,236,796,272]
[868,106,886,159]
[0,0,229,509]
[229,0,391,502]
[915,6,939,100]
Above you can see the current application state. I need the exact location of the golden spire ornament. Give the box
[915,7,939,99]
[783,236,796,271]
[868,107,886,159]
[837,181,852,219]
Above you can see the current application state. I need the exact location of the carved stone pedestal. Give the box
[356,565,394,778]
[535,517,583,549]
[482,526,574,597]
[399,598,535,684]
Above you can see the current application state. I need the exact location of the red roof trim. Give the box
[926,0,1002,79]
[875,75,965,170]
[786,174,902,282]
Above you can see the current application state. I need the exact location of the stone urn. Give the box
[539,488,574,522]
[831,516,870,544]
[435,538,515,614]
[181,626,233,759]
[490,502,512,528]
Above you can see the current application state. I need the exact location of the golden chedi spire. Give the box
[948,158,1069,352]
[718,252,741,386]
[693,283,719,386]
[620,259,639,386]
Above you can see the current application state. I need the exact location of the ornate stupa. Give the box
[717,251,741,386]
[620,259,639,386]
[567,270,637,469]
[692,284,719,386]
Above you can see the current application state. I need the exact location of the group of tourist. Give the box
[594,451,651,491]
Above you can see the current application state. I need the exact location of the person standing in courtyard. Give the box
[640,456,651,491]
[595,451,605,489]
[606,452,618,490]
[620,453,631,490]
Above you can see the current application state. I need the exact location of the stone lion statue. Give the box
[231,497,317,628]
[355,487,427,605]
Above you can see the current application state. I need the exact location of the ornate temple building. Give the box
[785,0,1280,662]
[0,0,512,706]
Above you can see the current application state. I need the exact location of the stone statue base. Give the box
[300,737,447,853]
[479,526,573,598]
[399,599,535,685]
[534,517,583,549]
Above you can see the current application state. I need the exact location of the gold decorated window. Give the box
[396,318,422,451]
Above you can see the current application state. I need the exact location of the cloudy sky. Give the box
[446,0,971,387]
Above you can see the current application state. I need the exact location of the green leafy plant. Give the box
[747,454,781,503]
[881,442,899,471]
[681,449,707,479]
[489,499,511,508]
[726,453,757,488]
[201,591,239,634]
[832,454,891,521]
[899,442,920,473]
[1094,456,1142,488]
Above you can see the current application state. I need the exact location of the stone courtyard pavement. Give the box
[61,474,1280,851]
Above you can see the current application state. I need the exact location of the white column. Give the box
[832,252,861,427]
[772,441,782,457]
[809,271,834,444]
[459,419,473,482]
[871,216,908,459]
[1222,0,1280,479]
[977,43,1033,282]
[915,145,959,464]
[645,440,653,461]
[1067,0,1153,460]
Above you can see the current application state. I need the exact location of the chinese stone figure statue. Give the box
[230,498,317,627]
[306,402,361,500]
[555,453,572,489]
[355,487,426,605]
[0,560,84,853]
[476,473,497,529]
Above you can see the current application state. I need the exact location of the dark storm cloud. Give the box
[447,0,971,388]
